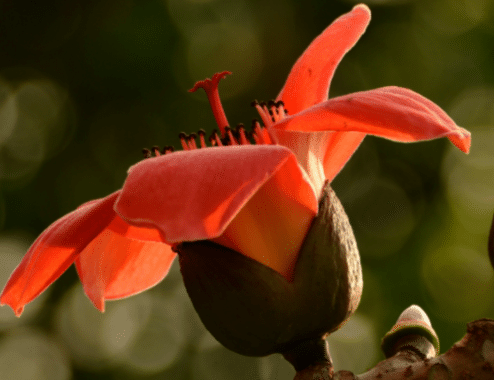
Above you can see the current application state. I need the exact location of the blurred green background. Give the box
[0,0,493,378]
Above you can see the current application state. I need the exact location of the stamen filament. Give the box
[252,120,265,144]
[210,130,223,146]
[187,134,197,150]
[254,102,273,128]
[225,127,238,145]
[198,129,207,148]
[237,124,249,145]
[179,132,189,151]
[152,146,161,156]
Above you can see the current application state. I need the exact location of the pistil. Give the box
[189,71,232,136]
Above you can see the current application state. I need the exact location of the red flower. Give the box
[1,4,470,317]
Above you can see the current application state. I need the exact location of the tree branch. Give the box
[294,319,494,380]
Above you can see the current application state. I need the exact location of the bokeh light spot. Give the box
[259,354,295,380]
[55,284,113,369]
[0,81,18,146]
[0,78,73,183]
[348,178,416,258]
[421,246,493,321]
[117,292,187,374]
[443,127,494,237]
[56,280,189,374]
[327,313,377,373]
[0,330,70,380]
[0,233,46,327]
[449,86,494,128]
[192,331,261,380]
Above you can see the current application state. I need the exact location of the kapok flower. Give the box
[1,4,470,317]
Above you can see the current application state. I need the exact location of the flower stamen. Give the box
[236,124,249,145]
[225,126,238,146]
[198,129,207,148]
[179,132,190,151]
[142,148,152,158]
[187,133,198,150]
[252,99,288,128]
[163,146,175,154]
[210,130,224,147]
[252,119,266,144]
[141,73,281,159]
[152,146,161,156]
[189,71,232,137]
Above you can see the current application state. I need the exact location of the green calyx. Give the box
[177,182,362,357]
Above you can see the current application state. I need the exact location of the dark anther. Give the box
[162,146,175,154]
[259,101,267,108]
[268,109,273,116]
[142,148,152,158]
[276,100,285,107]
[236,123,245,131]
[284,109,289,114]
[224,126,231,133]
[209,129,219,143]
[178,132,188,139]
[250,100,259,107]
[198,129,206,136]
[231,126,240,140]
[251,119,259,129]
[152,145,160,154]
[268,100,276,108]
[188,133,197,140]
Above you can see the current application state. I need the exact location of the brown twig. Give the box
[293,319,494,380]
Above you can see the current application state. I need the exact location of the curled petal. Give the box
[0,191,121,316]
[115,145,318,244]
[274,86,471,183]
[277,4,371,114]
[75,216,175,312]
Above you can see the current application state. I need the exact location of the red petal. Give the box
[321,131,366,183]
[274,86,471,182]
[212,151,318,280]
[115,145,318,244]
[74,217,175,312]
[276,4,371,114]
[0,191,120,316]
[272,128,366,186]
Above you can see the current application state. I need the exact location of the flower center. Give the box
[141,72,289,158]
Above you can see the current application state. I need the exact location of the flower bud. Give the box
[177,182,362,357]
[381,305,440,359]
